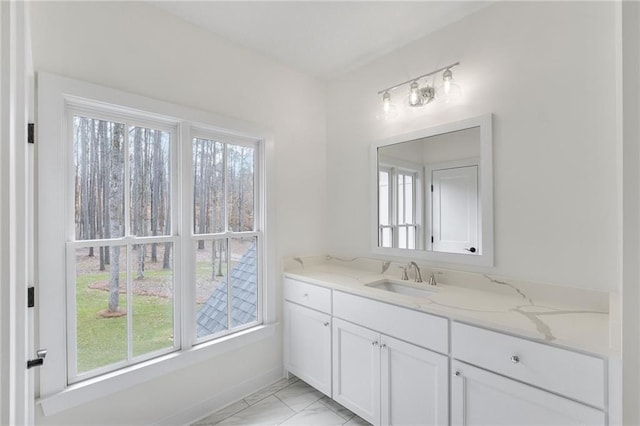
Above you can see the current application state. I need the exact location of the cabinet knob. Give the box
[303,293,309,297]
[510,355,520,364]
[323,322,329,327]
[380,344,387,349]
[372,341,379,346]
[454,371,461,377]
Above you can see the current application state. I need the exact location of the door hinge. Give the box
[28,123,34,144]
[28,286,35,308]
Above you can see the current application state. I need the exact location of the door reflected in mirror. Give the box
[373,115,493,266]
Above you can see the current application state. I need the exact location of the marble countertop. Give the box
[283,257,614,358]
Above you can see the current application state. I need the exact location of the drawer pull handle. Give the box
[510,355,520,364]
[372,341,379,346]
[454,371,461,377]
[323,322,329,327]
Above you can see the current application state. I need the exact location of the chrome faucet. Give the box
[428,273,437,286]
[400,266,409,281]
[408,261,423,283]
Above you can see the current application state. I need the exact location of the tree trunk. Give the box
[108,123,124,313]
[133,127,145,279]
[150,130,162,262]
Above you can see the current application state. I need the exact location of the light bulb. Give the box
[442,68,453,95]
[377,91,397,120]
[408,81,422,107]
[438,68,461,104]
[382,91,392,113]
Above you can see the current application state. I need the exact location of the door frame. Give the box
[0,1,34,424]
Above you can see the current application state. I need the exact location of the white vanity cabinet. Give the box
[332,291,449,426]
[451,322,606,426]
[283,278,332,396]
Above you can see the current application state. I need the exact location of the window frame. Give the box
[37,73,274,415]
[64,105,182,383]
[189,128,264,346]
[377,159,423,250]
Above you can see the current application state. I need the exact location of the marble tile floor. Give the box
[192,376,370,426]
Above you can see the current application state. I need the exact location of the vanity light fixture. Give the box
[378,62,460,116]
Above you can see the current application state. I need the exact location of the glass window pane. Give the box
[228,144,255,232]
[398,174,405,224]
[408,226,416,250]
[380,227,392,248]
[195,239,228,339]
[399,226,407,249]
[193,138,225,234]
[132,242,174,357]
[75,245,127,374]
[229,237,258,328]
[379,171,389,226]
[74,116,125,240]
[405,175,414,223]
[129,127,171,237]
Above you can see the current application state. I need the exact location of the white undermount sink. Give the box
[366,279,437,298]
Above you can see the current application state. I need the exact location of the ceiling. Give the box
[152,1,493,79]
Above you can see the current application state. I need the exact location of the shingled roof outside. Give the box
[196,241,257,338]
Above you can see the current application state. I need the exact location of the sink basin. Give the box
[366,280,437,298]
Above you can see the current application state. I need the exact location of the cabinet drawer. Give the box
[451,322,605,408]
[333,291,448,354]
[284,277,331,313]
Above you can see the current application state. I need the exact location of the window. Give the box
[192,135,260,342]
[68,110,178,382]
[378,164,422,250]
[48,90,265,386]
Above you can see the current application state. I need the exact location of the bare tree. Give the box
[108,123,124,313]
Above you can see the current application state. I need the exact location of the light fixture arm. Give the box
[377,62,460,95]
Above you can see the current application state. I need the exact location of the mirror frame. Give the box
[371,114,494,267]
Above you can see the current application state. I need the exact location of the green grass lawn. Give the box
[75,271,173,374]
[75,260,228,374]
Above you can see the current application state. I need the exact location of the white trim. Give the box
[371,114,494,267]
[38,323,277,417]
[1,2,31,423]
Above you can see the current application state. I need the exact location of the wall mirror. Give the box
[371,114,493,266]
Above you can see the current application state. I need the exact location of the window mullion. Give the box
[223,143,229,233]
[123,123,133,362]
[180,124,193,350]
[391,168,398,248]
[124,124,132,237]
[126,244,133,362]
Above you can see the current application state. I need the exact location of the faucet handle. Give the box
[428,273,437,286]
[399,266,409,281]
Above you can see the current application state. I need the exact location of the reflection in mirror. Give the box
[373,115,493,266]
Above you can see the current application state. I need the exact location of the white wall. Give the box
[327,1,618,292]
[29,1,326,424]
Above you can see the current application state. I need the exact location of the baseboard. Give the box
[153,366,284,426]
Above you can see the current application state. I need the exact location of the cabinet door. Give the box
[333,318,381,425]
[284,302,332,396]
[380,335,448,426]
[451,361,605,426]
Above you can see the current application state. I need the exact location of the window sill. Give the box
[38,323,278,417]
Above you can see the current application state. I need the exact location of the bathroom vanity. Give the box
[283,257,612,426]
